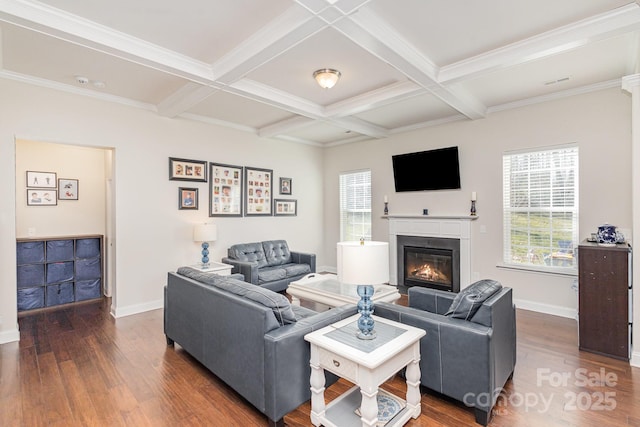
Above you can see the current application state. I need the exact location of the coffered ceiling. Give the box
[1,0,639,146]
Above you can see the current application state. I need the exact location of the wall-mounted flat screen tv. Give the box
[392,146,461,192]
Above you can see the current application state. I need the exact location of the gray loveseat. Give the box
[374,281,516,425]
[222,240,315,292]
[164,267,357,426]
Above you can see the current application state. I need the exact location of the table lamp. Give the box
[193,223,217,269]
[337,240,390,339]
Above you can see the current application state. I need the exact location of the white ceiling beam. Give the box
[338,7,486,120]
[439,3,640,84]
[157,83,220,118]
[258,116,316,138]
[212,6,325,84]
[330,116,389,138]
[0,0,214,84]
[324,80,423,117]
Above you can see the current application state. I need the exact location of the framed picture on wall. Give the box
[178,187,198,210]
[274,199,297,216]
[169,157,207,182]
[279,177,292,195]
[245,166,273,216]
[58,179,79,200]
[209,162,243,216]
[26,171,57,188]
[27,189,57,206]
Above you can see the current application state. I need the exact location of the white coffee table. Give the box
[305,314,425,426]
[288,273,401,308]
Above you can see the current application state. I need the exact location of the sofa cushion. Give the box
[228,242,268,268]
[445,279,502,321]
[258,266,287,284]
[176,267,296,325]
[262,240,292,266]
[283,263,311,277]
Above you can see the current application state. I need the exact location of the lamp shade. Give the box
[193,223,217,242]
[337,241,389,285]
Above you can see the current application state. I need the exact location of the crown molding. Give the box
[622,73,640,92]
[0,69,157,111]
[0,0,214,84]
[439,3,640,84]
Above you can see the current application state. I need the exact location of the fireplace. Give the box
[397,235,460,293]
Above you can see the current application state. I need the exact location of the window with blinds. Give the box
[503,145,578,269]
[339,170,372,242]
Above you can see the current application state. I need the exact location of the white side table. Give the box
[187,261,233,276]
[304,314,425,427]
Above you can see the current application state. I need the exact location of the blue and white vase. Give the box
[597,224,618,245]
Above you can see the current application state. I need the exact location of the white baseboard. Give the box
[0,326,20,344]
[513,298,577,320]
[110,299,163,318]
[631,351,640,367]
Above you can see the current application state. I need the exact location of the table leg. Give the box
[309,350,326,426]
[359,388,379,427]
[290,295,301,306]
[405,358,422,418]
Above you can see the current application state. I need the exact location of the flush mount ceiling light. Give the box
[313,68,341,89]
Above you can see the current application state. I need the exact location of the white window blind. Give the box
[339,170,372,242]
[503,145,578,269]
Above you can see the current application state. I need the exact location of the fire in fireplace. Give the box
[404,247,453,291]
[397,235,460,293]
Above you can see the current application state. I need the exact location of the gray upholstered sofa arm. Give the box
[263,304,357,421]
[290,251,316,273]
[221,257,259,284]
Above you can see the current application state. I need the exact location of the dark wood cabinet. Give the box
[578,241,631,360]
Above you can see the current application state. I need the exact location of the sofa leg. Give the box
[268,418,284,427]
[474,408,490,426]
[166,336,174,346]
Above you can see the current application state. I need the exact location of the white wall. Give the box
[15,139,107,238]
[323,87,632,317]
[0,79,325,341]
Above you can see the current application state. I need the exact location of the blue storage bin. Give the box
[17,287,45,311]
[76,258,101,280]
[17,264,45,288]
[46,283,75,307]
[17,241,45,264]
[46,240,74,262]
[75,238,101,259]
[75,279,101,301]
[46,261,74,284]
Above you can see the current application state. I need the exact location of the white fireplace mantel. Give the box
[384,214,478,290]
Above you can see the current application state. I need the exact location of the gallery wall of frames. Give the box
[25,170,79,206]
[169,157,297,217]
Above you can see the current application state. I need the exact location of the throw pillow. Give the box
[445,279,502,321]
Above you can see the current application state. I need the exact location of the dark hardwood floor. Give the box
[2,296,640,426]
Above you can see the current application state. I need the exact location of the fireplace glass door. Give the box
[404,246,453,291]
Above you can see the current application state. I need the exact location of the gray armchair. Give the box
[375,281,516,425]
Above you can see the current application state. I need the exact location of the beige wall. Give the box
[0,78,325,342]
[15,140,107,238]
[323,87,632,317]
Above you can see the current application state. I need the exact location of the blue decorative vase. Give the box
[201,242,210,267]
[597,224,617,245]
[356,285,376,340]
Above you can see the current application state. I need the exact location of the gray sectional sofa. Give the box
[164,267,357,427]
[222,240,315,292]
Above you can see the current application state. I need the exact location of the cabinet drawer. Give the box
[46,283,75,307]
[318,348,357,381]
[47,261,74,284]
[75,258,101,280]
[17,264,44,288]
[17,241,44,264]
[46,240,74,262]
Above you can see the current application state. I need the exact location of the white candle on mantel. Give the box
[471,192,477,201]
[384,195,388,203]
